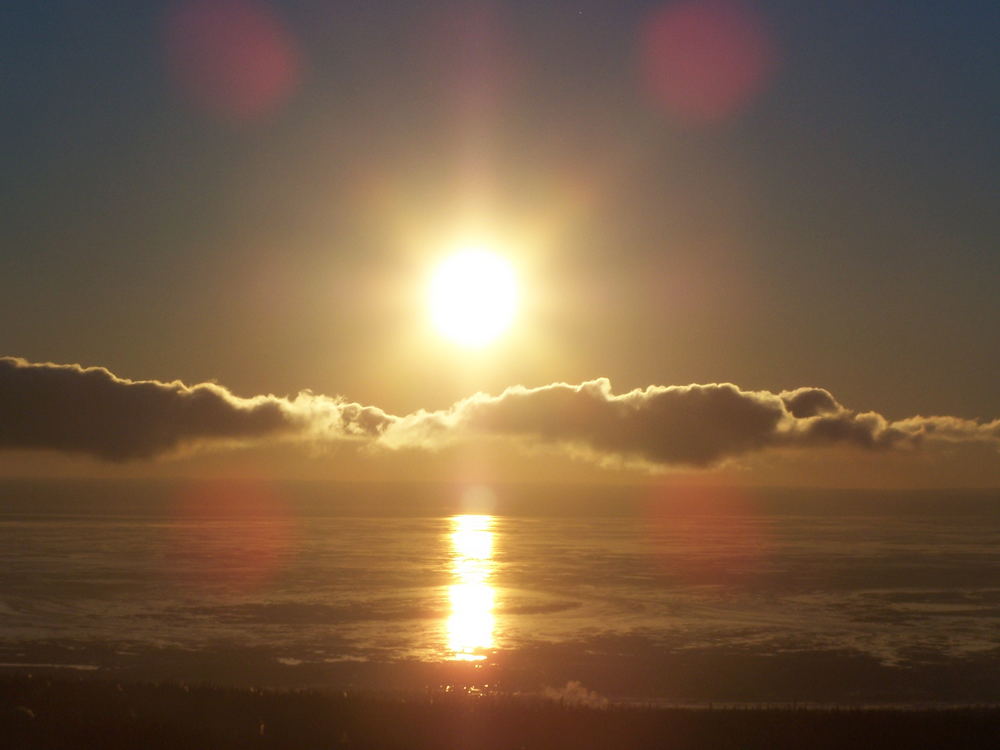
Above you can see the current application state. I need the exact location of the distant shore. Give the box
[3,674,1000,749]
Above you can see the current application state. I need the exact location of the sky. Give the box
[1,0,998,486]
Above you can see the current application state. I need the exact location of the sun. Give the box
[429,248,518,348]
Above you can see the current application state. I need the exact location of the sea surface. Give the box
[1,480,999,704]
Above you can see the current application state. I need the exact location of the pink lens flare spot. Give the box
[643,484,771,587]
[641,0,776,125]
[164,0,301,119]
[165,479,296,593]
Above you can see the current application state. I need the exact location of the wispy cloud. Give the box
[1,357,997,469]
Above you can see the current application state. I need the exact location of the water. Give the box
[1,480,999,703]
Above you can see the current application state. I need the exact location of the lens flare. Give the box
[165,479,295,592]
[641,0,776,125]
[164,0,300,119]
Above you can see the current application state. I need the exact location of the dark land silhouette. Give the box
[3,675,1000,750]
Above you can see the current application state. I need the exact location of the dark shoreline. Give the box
[3,674,1000,749]
[5,638,1000,707]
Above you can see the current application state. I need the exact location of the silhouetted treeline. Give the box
[2,675,999,750]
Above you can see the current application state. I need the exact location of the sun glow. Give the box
[429,248,517,347]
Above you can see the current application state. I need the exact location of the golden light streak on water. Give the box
[446,514,496,661]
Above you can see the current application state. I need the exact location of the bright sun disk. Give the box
[429,248,517,348]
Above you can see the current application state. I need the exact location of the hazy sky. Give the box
[2,1,998,485]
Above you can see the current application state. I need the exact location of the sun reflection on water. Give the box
[447,514,496,661]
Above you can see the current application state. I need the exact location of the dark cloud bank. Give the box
[0,357,391,461]
[383,379,999,469]
[1,357,997,469]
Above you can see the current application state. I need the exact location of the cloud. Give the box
[381,379,786,467]
[890,414,1000,446]
[1,356,997,469]
[779,387,842,418]
[378,378,1000,469]
[0,357,392,461]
